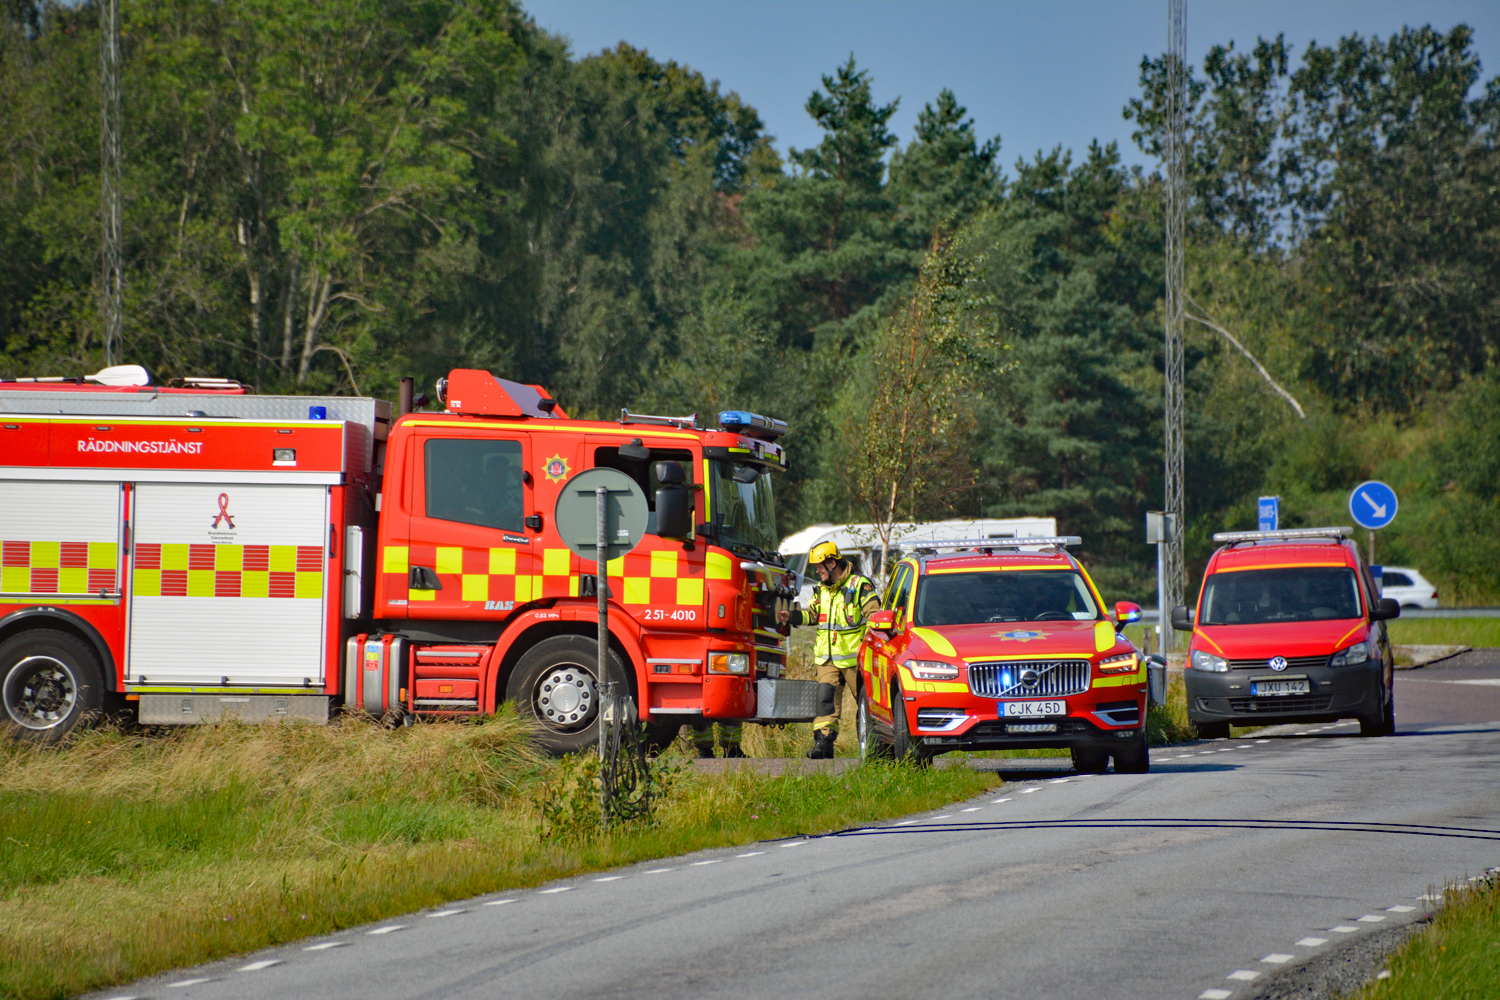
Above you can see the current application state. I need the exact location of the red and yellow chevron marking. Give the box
[1,540,118,595]
[380,544,711,606]
[132,543,323,599]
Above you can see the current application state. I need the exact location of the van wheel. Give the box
[1,630,104,745]
[1196,721,1231,740]
[1359,685,1395,737]
[506,635,629,756]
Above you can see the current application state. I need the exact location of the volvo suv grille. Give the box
[969,660,1090,699]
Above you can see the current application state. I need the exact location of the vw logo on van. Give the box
[1268,656,1288,672]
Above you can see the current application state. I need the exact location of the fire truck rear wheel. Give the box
[507,635,629,756]
[0,629,104,745]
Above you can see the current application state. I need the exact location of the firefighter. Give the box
[777,541,879,759]
[690,721,746,758]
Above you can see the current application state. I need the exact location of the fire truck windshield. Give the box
[711,460,779,560]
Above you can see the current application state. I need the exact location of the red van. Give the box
[1171,528,1400,738]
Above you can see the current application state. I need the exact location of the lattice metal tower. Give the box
[100,0,123,366]
[1163,0,1187,648]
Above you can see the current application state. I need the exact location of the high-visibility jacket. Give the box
[800,573,878,665]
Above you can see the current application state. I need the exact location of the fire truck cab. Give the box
[0,368,805,750]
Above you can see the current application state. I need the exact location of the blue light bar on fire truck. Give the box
[718,410,787,440]
[1211,527,1352,543]
[917,537,1082,551]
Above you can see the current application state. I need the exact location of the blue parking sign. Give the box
[1258,496,1279,532]
[1349,481,1398,531]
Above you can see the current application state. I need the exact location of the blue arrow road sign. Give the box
[1258,496,1279,532]
[1349,480,1398,531]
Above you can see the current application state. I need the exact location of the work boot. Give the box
[805,729,836,759]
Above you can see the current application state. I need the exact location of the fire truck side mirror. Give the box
[654,486,693,540]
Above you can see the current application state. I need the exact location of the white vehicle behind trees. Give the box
[780,518,1058,603]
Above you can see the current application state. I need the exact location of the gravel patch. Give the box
[1246,918,1429,1000]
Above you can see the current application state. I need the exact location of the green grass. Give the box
[1352,873,1500,1000]
[0,714,996,1000]
[1386,617,1500,649]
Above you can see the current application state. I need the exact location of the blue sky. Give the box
[524,0,1499,174]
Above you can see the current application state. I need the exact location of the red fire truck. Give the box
[0,367,806,749]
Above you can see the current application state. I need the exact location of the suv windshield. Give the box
[914,570,1100,626]
[1200,567,1362,625]
[711,460,779,560]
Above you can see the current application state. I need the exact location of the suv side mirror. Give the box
[654,486,692,540]
[1114,601,1142,632]
[1370,597,1401,622]
[1170,604,1195,631]
[867,609,896,634]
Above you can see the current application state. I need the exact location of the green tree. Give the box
[888,88,1002,248]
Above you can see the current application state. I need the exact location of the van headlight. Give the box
[1329,641,1370,666]
[1190,649,1228,673]
[708,653,751,675]
[907,659,960,680]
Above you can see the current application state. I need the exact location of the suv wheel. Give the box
[890,684,931,768]
[857,688,892,762]
[1195,721,1231,740]
[1112,729,1151,773]
[1071,746,1109,774]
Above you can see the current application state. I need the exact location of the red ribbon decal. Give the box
[211,492,235,529]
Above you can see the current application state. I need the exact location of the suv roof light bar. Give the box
[918,536,1082,551]
[1212,526,1353,543]
[619,408,699,430]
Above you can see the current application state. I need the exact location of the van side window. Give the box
[425,438,524,532]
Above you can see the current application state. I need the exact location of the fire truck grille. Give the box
[1229,655,1328,670]
[968,660,1090,699]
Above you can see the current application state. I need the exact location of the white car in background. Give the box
[1379,566,1440,608]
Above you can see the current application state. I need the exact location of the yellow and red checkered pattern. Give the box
[1,540,118,595]
[133,543,323,599]
[381,544,723,606]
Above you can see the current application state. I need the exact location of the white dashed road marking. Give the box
[690,860,721,866]
[962,807,982,813]
[1387,905,1416,913]
[644,868,674,873]
[1260,953,1293,964]
[594,876,624,882]
[1199,990,1233,999]
[483,899,516,906]
[991,798,1012,804]
[427,909,463,918]
[1020,788,1039,793]
[538,887,572,894]
[367,925,404,935]
[1227,969,1260,981]
[1331,925,1359,933]
[737,851,766,857]
[1296,937,1327,947]
[238,960,281,972]
[781,841,807,848]
[168,979,214,988]
[304,941,346,950]
[1357,914,1386,922]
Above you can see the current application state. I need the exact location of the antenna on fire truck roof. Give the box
[5,364,151,387]
[619,408,699,430]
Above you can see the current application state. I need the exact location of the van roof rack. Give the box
[1212,527,1352,544]
[918,536,1081,552]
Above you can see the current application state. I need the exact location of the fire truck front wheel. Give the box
[507,635,629,755]
[1,629,104,745]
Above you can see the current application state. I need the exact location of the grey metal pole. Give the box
[1157,541,1168,657]
[596,485,610,826]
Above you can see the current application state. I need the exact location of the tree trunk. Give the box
[297,269,332,382]
[280,259,300,371]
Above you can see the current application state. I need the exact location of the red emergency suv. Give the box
[1171,527,1400,738]
[855,538,1152,773]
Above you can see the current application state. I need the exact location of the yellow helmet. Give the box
[808,541,842,565]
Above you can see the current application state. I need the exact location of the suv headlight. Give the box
[1190,649,1228,673]
[708,653,751,675]
[907,659,960,680]
[1098,652,1138,674]
[1329,641,1370,667]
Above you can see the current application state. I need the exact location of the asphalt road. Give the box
[88,652,1500,1000]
